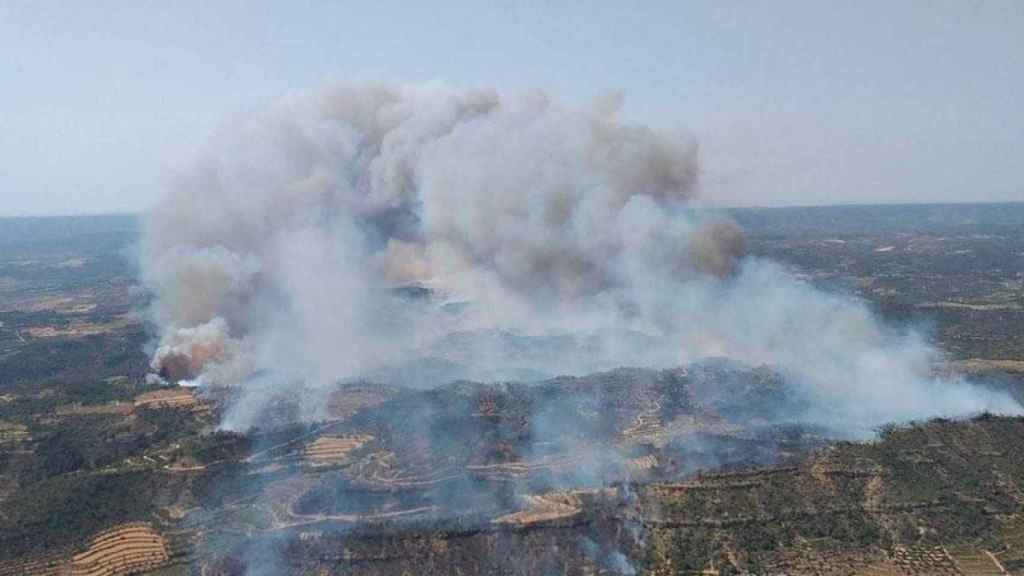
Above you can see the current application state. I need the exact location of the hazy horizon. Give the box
[3,1,1022,216]
[3,198,1024,220]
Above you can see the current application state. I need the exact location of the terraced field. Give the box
[995,515,1024,573]
[0,421,29,445]
[887,545,961,575]
[947,546,1006,576]
[304,435,373,467]
[0,523,177,576]
[69,523,169,576]
[493,491,585,525]
[132,388,204,412]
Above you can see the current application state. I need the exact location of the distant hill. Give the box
[731,202,1024,236]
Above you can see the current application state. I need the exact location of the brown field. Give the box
[55,403,134,417]
[493,491,584,526]
[886,545,961,575]
[0,421,29,445]
[6,295,88,314]
[69,522,169,576]
[994,515,1024,571]
[748,540,1004,576]
[303,434,373,466]
[133,388,204,412]
[762,538,888,576]
[946,546,1006,575]
[626,454,659,473]
[948,359,1024,376]
[0,292,119,317]
[0,524,170,576]
[26,324,109,339]
[621,410,663,440]
[53,389,204,419]
[25,315,135,340]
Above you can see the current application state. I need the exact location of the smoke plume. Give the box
[141,81,1019,435]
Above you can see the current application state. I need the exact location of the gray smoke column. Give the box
[141,81,1019,433]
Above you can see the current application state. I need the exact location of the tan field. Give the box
[493,491,583,526]
[69,523,169,576]
[52,389,205,420]
[949,358,1024,375]
[304,434,373,466]
[25,315,135,340]
[133,388,204,412]
[0,524,170,576]
[0,421,29,445]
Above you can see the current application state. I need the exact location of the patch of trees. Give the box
[0,471,163,561]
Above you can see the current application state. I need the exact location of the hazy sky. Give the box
[2,1,1021,216]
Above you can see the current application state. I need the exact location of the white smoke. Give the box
[141,81,1019,434]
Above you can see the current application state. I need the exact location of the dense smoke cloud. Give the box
[141,81,1018,435]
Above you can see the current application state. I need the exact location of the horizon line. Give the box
[1,198,1021,219]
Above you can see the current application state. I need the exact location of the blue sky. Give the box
[2,0,1021,215]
